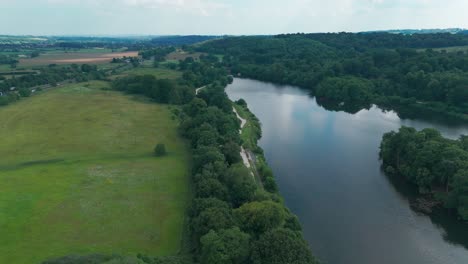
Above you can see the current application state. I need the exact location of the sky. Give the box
[0,0,467,35]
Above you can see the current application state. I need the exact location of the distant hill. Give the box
[363,28,466,35]
[284,32,468,49]
[150,35,220,46]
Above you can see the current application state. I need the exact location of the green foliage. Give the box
[18,88,32,97]
[234,201,286,235]
[176,53,316,262]
[223,164,257,207]
[42,254,124,264]
[251,228,318,264]
[222,141,242,165]
[112,75,194,105]
[139,47,176,61]
[42,254,191,264]
[200,228,250,264]
[195,178,228,200]
[189,198,230,217]
[380,126,468,220]
[0,54,18,65]
[154,143,167,156]
[0,64,105,108]
[199,34,468,118]
[316,76,373,103]
[191,206,234,241]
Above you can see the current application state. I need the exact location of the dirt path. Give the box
[233,106,246,134]
[195,86,206,95]
[233,106,263,186]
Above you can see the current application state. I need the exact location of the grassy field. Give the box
[18,50,138,67]
[0,81,190,264]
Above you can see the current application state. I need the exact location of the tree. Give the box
[18,88,31,97]
[193,146,225,172]
[31,51,40,58]
[190,198,231,217]
[194,123,219,148]
[154,144,167,156]
[195,178,228,200]
[223,164,256,207]
[200,228,250,264]
[192,206,234,240]
[222,141,242,165]
[234,201,286,235]
[448,169,468,220]
[251,228,318,264]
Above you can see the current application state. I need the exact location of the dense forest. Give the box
[198,33,468,119]
[380,127,468,221]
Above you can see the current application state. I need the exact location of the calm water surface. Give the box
[226,78,468,264]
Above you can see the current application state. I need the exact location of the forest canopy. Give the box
[198,33,468,119]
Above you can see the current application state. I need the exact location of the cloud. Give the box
[1,0,467,35]
[121,0,229,16]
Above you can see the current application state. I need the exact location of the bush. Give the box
[18,88,31,97]
[154,143,167,156]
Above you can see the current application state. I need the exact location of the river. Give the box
[226,78,468,264]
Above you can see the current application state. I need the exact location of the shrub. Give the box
[154,143,167,156]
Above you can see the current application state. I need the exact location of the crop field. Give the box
[18,51,139,66]
[0,81,190,263]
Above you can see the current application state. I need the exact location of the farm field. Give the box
[0,81,190,264]
[18,50,139,66]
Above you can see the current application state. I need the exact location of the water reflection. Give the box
[226,78,468,264]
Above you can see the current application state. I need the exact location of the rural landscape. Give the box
[1,1,468,264]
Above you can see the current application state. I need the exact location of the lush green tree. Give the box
[223,164,256,207]
[380,126,468,220]
[193,146,225,172]
[200,227,250,264]
[448,169,468,220]
[234,201,286,235]
[195,178,228,200]
[18,88,31,97]
[193,123,219,148]
[190,198,231,217]
[154,144,166,157]
[251,228,318,264]
[222,141,242,165]
[191,206,234,240]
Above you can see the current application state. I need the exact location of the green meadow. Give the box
[0,81,190,264]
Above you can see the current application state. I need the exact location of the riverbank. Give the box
[232,100,280,193]
[225,77,468,264]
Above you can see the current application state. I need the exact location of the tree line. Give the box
[198,33,468,119]
[380,127,468,221]
[175,57,318,264]
[112,75,194,105]
[0,64,104,107]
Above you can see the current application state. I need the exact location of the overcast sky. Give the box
[1,0,467,35]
